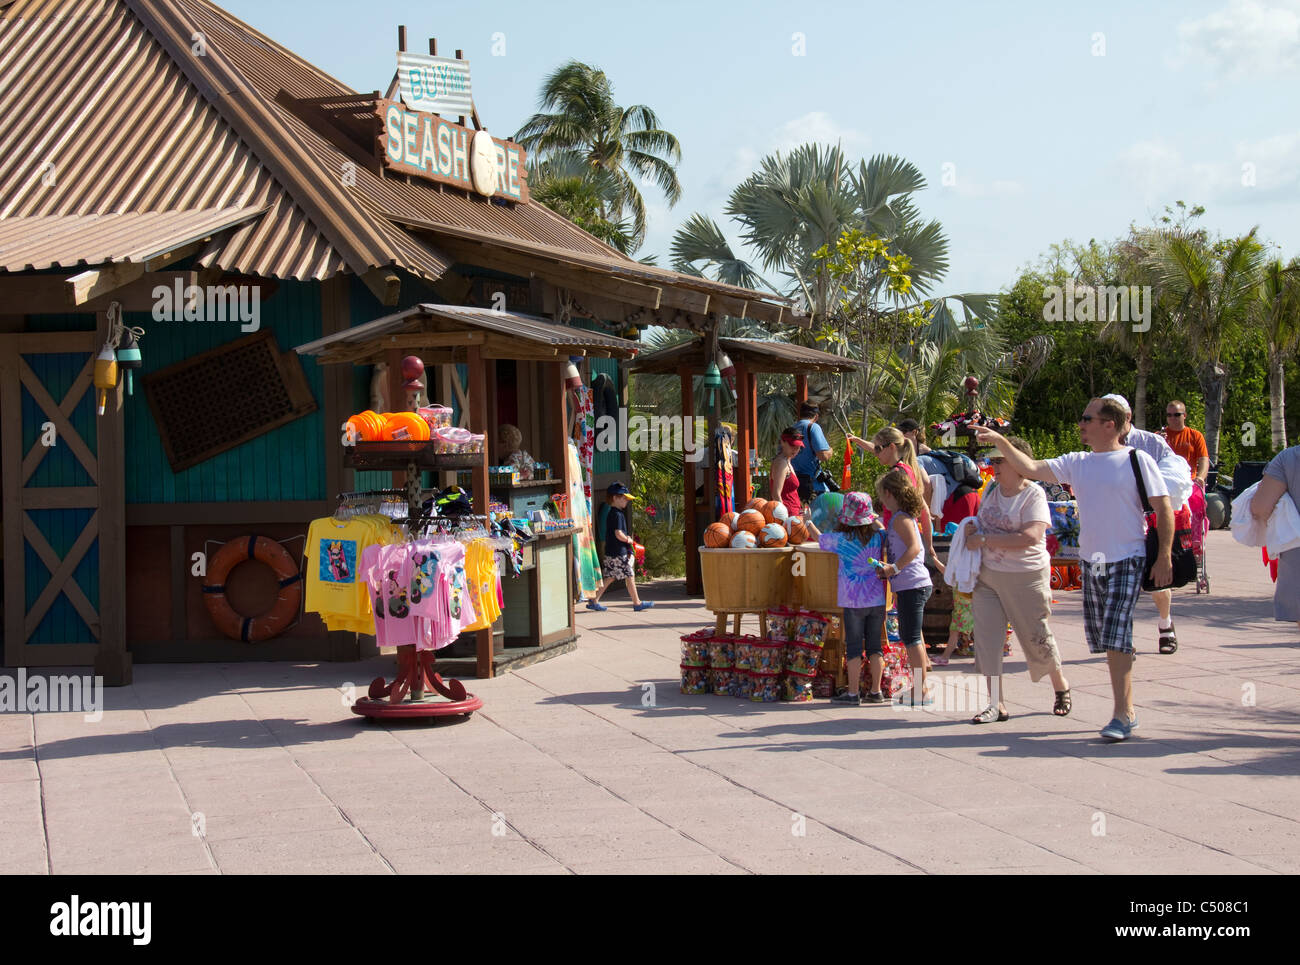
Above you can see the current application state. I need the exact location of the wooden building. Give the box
[0,0,792,683]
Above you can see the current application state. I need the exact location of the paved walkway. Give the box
[2,531,1297,874]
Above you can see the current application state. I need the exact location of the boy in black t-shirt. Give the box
[587,482,655,612]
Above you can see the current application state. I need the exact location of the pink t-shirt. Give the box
[362,543,421,647]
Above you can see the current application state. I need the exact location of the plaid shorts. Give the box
[603,554,635,581]
[1080,554,1145,655]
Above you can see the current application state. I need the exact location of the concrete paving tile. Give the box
[523,827,713,865]
[381,839,569,874]
[207,827,388,874]
[53,835,214,875]
[567,854,749,875]
[191,805,349,843]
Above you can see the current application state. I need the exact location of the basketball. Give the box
[763,501,789,525]
[704,522,731,547]
[745,497,767,513]
[787,518,809,544]
[737,509,765,534]
[729,530,757,549]
[758,523,788,547]
[721,511,740,532]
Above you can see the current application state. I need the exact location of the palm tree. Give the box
[515,62,682,251]
[1255,256,1300,449]
[528,154,634,253]
[1147,226,1267,462]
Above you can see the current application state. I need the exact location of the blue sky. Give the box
[222,0,1299,296]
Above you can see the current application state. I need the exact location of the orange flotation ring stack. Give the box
[202,536,302,642]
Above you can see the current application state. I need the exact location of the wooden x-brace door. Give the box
[0,326,128,682]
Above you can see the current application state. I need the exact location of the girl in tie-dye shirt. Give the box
[810,492,888,705]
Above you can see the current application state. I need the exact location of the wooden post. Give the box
[735,359,751,508]
[467,345,493,678]
[703,329,719,524]
[747,369,759,505]
[94,310,130,685]
[796,373,808,407]
[680,365,700,595]
[386,347,405,489]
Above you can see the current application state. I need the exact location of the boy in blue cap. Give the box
[588,482,655,612]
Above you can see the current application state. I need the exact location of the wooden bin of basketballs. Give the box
[699,498,812,636]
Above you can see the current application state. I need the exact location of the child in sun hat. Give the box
[588,482,654,612]
[808,491,888,705]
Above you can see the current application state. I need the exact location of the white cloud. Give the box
[1116,132,1300,203]
[1174,0,1300,79]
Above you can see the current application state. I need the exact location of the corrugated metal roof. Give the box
[0,0,447,283]
[294,303,640,360]
[630,336,866,374]
[0,206,264,271]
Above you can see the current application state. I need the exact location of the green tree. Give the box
[1147,224,1267,462]
[515,61,682,251]
[1254,257,1300,449]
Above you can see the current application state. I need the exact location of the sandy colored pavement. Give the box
[2,530,1297,875]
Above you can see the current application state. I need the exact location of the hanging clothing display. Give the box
[567,439,603,596]
[306,495,517,649]
[714,428,734,518]
[304,514,402,632]
[573,383,597,503]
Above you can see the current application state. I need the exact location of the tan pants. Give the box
[972,567,1062,683]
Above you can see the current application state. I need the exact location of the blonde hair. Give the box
[873,426,921,481]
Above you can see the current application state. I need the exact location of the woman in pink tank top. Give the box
[771,426,805,517]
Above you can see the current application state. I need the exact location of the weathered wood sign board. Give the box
[376,99,529,203]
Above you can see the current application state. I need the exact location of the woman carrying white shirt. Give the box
[963,436,1071,723]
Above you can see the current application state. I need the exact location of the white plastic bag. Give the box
[1231,482,1300,555]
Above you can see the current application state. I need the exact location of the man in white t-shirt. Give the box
[1103,394,1192,656]
[974,397,1174,742]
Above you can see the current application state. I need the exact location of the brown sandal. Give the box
[1053,689,1072,717]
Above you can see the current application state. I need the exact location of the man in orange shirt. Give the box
[1163,400,1209,485]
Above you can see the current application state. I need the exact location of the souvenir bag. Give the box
[1130,451,1197,591]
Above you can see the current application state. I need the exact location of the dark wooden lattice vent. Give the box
[144,331,318,473]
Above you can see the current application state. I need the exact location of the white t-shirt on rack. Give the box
[977,482,1051,572]
[1046,447,1168,565]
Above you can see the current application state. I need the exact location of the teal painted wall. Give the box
[121,280,327,503]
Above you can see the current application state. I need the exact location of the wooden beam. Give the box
[0,270,197,314]
[22,510,101,639]
[17,355,98,485]
[735,359,751,509]
[143,240,203,273]
[659,287,710,315]
[96,302,129,683]
[66,262,146,306]
[439,240,663,309]
[466,344,494,679]
[680,364,701,595]
[362,268,401,307]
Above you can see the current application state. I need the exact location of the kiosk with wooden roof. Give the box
[630,336,867,595]
[0,0,791,683]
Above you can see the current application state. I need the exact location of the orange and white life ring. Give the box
[202,536,302,642]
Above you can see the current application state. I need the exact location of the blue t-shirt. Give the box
[791,419,830,491]
[605,506,632,557]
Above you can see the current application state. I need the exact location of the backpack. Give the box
[925,450,982,498]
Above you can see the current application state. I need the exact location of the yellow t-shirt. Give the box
[461,540,501,632]
[305,516,402,627]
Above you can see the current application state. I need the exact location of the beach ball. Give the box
[758,523,788,547]
[764,501,789,525]
[703,522,732,548]
[737,509,765,534]
[729,530,757,549]
[810,492,844,531]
